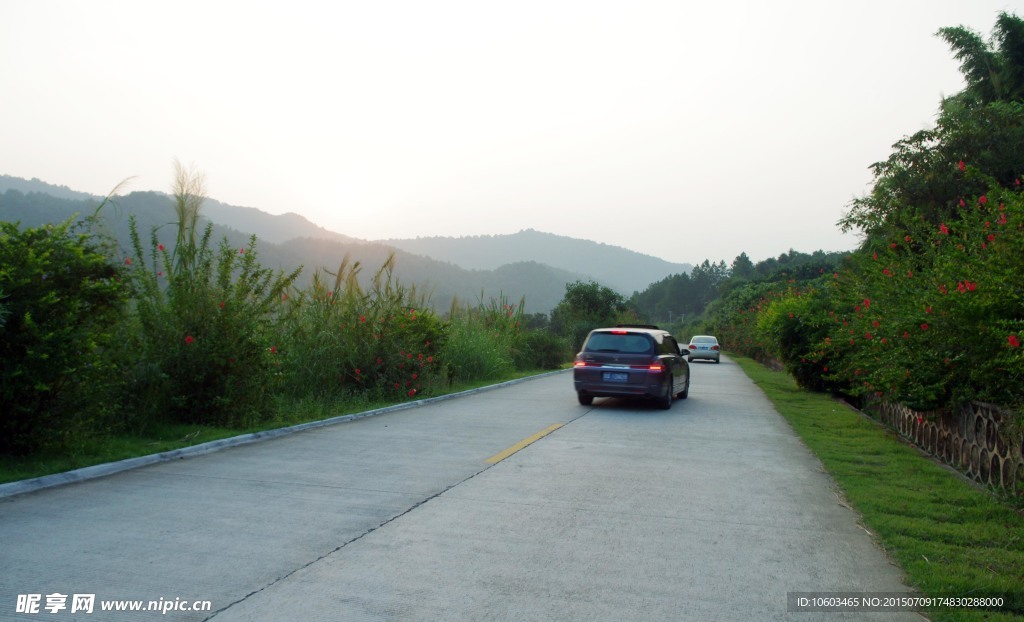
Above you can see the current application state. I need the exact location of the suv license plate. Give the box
[603,372,629,382]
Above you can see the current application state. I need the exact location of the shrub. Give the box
[279,255,445,401]
[120,165,300,428]
[516,330,571,370]
[0,217,129,454]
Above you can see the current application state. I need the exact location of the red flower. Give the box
[1010,335,1021,348]
[904,235,912,243]
[958,160,966,172]
[920,323,929,331]
[124,257,132,265]
[863,298,871,307]
[979,195,987,205]
[959,198,966,208]
[185,335,194,345]
[158,244,165,251]
[239,248,246,254]
[865,332,873,340]
[999,213,1008,225]
[939,223,949,235]
[872,320,879,328]
[269,346,278,354]
[408,389,417,397]
[988,234,996,242]
[903,331,910,339]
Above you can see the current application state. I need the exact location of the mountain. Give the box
[0,175,693,313]
[379,230,692,295]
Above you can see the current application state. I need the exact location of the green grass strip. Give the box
[732,354,1024,621]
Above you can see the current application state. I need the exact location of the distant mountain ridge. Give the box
[381,230,692,294]
[0,174,693,312]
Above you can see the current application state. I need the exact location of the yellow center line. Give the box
[485,423,564,464]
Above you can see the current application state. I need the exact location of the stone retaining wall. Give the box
[866,400,1024,495]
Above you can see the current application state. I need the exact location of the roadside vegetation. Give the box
[733,355,1023,621]
[0,162,583,483]
[635,13,1024,434]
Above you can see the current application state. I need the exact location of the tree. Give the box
[938,12,1024,105]
[551,280,628,348]
[731,252,755,281]
[842,12,1024,238]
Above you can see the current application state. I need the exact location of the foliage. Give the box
[0,216,129,453]
[121,164,301,428]
[279,255,445,401]
[842,12,1024,238]
[442,293,524,383]
[550,279,630,349]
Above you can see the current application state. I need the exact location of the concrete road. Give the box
[1,356,918,621]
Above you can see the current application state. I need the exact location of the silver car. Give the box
[686,335,721,363]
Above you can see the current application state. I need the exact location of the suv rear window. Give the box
[584,333,653,354]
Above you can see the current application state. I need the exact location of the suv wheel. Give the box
[659,378,673,410]
[577,392,593,406]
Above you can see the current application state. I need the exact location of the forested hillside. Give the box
[0,187,589,313]
[381,228,693,295]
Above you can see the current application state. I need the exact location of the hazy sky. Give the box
[1,1,1016,265]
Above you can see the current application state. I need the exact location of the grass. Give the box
[731,354,1024,622]
[0,369,559,486]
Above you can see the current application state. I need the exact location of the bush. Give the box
[515,330,571,370]
[0,217,129,454]
[442,294,524,383]
[279,255,445,401]
[120,165,300,428]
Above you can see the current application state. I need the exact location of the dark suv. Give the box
[573,325,690,409]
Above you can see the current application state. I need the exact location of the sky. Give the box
[1,1,1017,266]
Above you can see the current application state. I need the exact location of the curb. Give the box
[0,369,572,499]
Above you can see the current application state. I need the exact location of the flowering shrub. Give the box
[818,170,1023,410]
[278,255,445,400]
[120,166,300,428]
[713,167,1023,418]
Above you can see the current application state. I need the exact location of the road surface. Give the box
[0,356,917,621]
